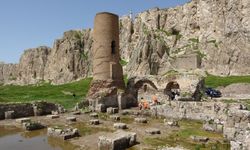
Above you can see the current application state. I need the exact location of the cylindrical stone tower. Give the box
[92,12,124,82]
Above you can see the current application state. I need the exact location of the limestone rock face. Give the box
[44,30,92,84]
[0,29,92,85]
[1,0,250,85]
[0,63,18,84]
[18,46,51,84]
[120,0,250,76]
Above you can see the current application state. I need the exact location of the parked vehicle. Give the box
[205,87,222,98]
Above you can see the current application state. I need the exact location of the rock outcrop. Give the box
[44,30,92,84]
[121,0,250,76]
[0,30,92,85]
[1,0,250,85]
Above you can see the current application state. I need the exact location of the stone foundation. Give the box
[0,101,64,120]
[98,130,137,150]
[152,101,250,150]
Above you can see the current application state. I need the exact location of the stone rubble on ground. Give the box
[47,114,59,119]
[66,116,77,122]
[90,113,98,118]
[134,117,147,123]
[110,115,120,121]
[90,119,100,125]
[145,128,161,135]
[113,123,127,129]
[98,130,137,150]
[47,127,79,140]
[16,118,31,124]
[23,122,45,131]
[106,107,119,114]
[190,135,209,142]
[72,111,81,115]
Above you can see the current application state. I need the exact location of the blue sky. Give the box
[0,0,189,63]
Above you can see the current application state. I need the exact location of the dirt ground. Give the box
[0,108,230,150]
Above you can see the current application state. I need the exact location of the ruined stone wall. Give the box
[0,103,34,120]
[153,101,250,150]
[0,101,62,120]
[172,54,201,70]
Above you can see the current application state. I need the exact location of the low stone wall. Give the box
[0,101,63,120]
[152,101,250,150]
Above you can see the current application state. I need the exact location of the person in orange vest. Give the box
[143,100,150,109]
[151,95,159,105]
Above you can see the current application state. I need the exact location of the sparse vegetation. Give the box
[205,74,250,88]
[0,78,92,109]
[163,70,179,77]
[144,119,230,150]
[73,122,114,136]
[120,59,128,66]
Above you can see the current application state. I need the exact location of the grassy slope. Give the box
[0,78,92,109]
[205,74,250,88]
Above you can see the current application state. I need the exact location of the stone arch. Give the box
[164,81,180,100]
[134,79,158,91]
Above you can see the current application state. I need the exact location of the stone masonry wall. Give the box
[152,101,250,150]
[0,101,62,120]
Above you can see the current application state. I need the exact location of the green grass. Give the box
[0,78,92,109]
[205,74,250,88]
[73,122,114,136]
[144,119,230,150]
[119,59,128,66]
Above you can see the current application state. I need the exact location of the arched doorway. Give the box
[164,81,180,100]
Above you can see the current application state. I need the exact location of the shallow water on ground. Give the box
[0,126,78,150]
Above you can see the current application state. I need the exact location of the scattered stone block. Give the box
[51,111,59,115]
[121,110,129,115]
[47,127,79,140]
[107,107,119,114]
[110,115,120,121]
[203,123,215,132]
[90,119,100,125]
[190,136,209,142]
[23,122,45,131]
[145,128,161,135]
[90,113,98,118]
[47,115,59,119]
[164,119,179,127]
[72,111,81,115]
[5,111,15,119]
[113,123,127,129]
[134,117,147,123]
[96,104,106,112]
[98,130,137,150]
[16,118,31,124]
[66,117,77,122]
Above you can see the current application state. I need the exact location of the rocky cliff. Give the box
[0,30,92,85]
[0,0,249,85]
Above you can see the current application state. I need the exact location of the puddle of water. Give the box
[0,126,78,150]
